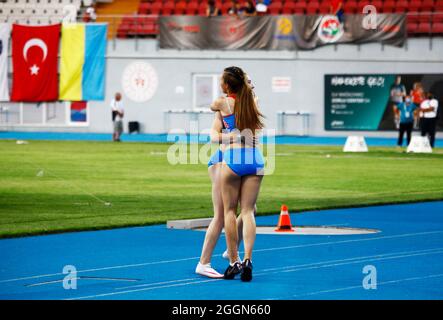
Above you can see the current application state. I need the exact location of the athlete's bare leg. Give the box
[199,163,224,264]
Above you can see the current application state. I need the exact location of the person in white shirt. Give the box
[110,92,124,142]
[420,92,439,148]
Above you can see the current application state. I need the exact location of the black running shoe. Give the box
[241,259,253,282]
[224,262,242,280]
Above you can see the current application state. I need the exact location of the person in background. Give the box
[110,93,124,142]
[330,0,344,23]
[420,92,439,148]
[410,82,425,106]
[394,96,418,149]
[410,82,425,129]
[228,0,239,16]
[256,0,268,15]
[390,76,407,129]
[83,5,97,23]
[207,0,220,17]
[241,0,257,17]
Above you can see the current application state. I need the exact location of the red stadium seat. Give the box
[416,21,431,34]
[343,1,358,14]
[418,12,432,22]
[306,1,319,14]
[162,1,175,16]
[282,2,296,14]
[198,3,207,16]
[187,2,199,15]
[434,12,443,23]
[421,0,435,12]
[382,0,395,13]
[394,7,408,13]
[408,0,422,13]
[138,3,151,14]
[407,14,420,24]
[407,22,418,34]
[175,1,187,15]
[294,1,307,14]
[318,2,330,14]
[221,2,232,15]
[151,2,163,15]
[396,0,410,11]
[432,22,443,34]
[370,0,384,13]
[268,2,283,15]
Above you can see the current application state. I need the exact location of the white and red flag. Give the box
[0,23,10,101]
[11,24,61,102]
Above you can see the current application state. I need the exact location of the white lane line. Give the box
[0,256,201,284]
[67,248,443,300]
[1,230,442,284]
[268,273,443,300]
[259,247,443,272]
[66,279,222,300]
[255,249,443,278]
[112,247,443,291]
[252,230,443,254]
[116,278,199,290]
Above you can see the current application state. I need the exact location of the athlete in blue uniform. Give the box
[211,66,265,282]
[196,73,260,279]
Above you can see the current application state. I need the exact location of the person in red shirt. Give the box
[330,0,344,23]
[410,82,425,106]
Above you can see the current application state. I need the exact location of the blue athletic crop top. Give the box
[222,94,236,132]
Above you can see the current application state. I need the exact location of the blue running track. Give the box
[1,201,443,300]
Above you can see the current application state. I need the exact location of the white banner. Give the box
[0,24,10,101]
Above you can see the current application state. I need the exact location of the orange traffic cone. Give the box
[275,204,294,232]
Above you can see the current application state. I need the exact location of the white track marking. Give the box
[111,247,443,291]
[116,278,199,290]
[253,230,443,254]
[259,247,443,272]
[0,256,200,284]
[1,230,442,284]
[66,279,221,300]
[67,248,443,300]
[268,273,443,300]
[255,249,443,278]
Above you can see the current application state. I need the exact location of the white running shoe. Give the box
[222,250,229,260]
[195,263,224,279]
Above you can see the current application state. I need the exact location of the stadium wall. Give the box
[2,38,443,138]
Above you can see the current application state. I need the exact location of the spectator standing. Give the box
[410,82,425,129]
[207,0,221,17]
[420,92,439,148]
[410,82,425,106]
[228,0,239,16]
[83,5,97,22]
[110,93,124,142]
[390,76,407,128]
[330,0,344,23]
[394,96,418,148]
[256,0,268,14]
[241,0,257,16]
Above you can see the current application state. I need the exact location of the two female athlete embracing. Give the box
[195,66,265,282]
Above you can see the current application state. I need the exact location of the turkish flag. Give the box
[11,24,61,102]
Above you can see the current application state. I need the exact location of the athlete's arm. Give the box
[210,98,224,112]
[210,112,238,144]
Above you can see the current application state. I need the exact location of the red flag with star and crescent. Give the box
[11,24,61,102]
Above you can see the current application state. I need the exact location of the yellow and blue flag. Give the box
[59,23,107,101]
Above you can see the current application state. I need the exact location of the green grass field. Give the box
[1,139,443,238]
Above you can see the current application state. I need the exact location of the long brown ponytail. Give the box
[223,66,264,131]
